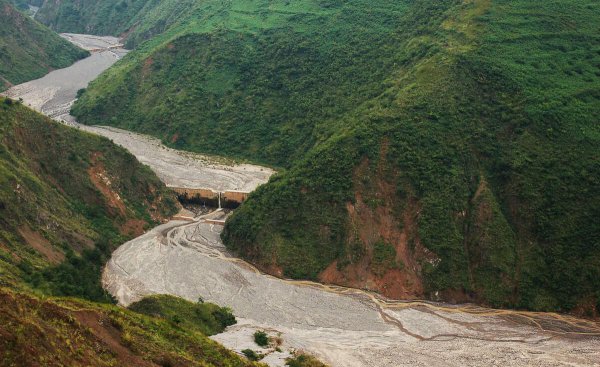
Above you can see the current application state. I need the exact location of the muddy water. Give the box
[4,34,600,367]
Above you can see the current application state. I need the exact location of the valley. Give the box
[4,32,599,367]
[58,0,600,313]
[3,33,125,120]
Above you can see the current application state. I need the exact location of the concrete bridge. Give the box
[169,186,250,208]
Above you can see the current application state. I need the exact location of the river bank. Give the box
[2,34,274,194]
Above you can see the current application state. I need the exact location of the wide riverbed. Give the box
[4,34,600,367]
[104,213,600,367]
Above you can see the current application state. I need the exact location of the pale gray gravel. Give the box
[3,34,274,193]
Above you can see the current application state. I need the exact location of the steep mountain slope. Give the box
[70,0,600,314]
[224,0,600,313]
[0,100,264,366]
[0,0,88,91]
[0,97,178,300]
[72,0,410,165]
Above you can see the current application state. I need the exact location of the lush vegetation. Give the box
[0,98,178,301]
[18,239,117,302]
[286,353,328,367]
[0,0,88,90]
[69,0,600,314]
[129,294,237,336]
[253,330,269,347]
[372,241,402,277]
[0,288,263,367]
[71,0,410,166]
[242,349,262,362]
[10,0,43,12]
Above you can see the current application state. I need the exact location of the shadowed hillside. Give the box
[0,97,178,300]
[36,0,197,47]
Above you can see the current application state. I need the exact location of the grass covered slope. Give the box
[128,295,237,336]
[0,0,88,91]
[71,0,600,313]
[0,288,262,367]
[0,97,178,300]
[224,0,600,313]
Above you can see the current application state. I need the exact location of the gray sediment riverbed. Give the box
[104,212,600,367]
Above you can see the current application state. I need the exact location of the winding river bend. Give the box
[4,34,600,367]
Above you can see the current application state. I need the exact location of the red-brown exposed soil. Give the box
[18,225,65,264]
[261,263,285,278]
[120,219,147,237]
[319,139,433,299]
[88,152,127,217]
[87,152,168,237]
[73,310,156,367]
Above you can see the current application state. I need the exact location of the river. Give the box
[3,34,599,367]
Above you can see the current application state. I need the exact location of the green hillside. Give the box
[0,97,179,300]
[10,0,42,11]
[70,0,600,314]
[72,0,410,164]
[0,99,265,366]
[0,0,88,91]
[128,294,237,336]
